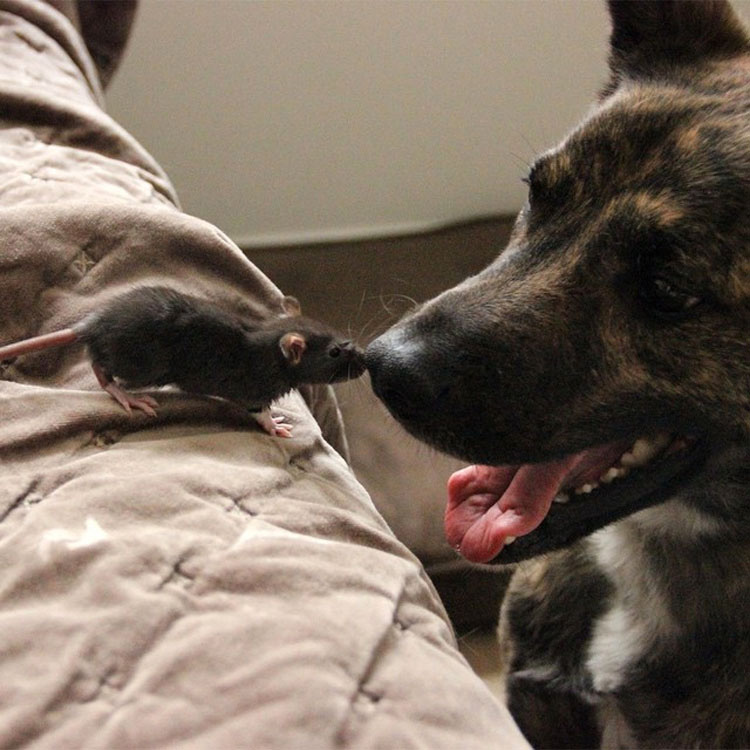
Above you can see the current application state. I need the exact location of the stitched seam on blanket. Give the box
[0,241,100,346]
[0,0,104,104]
[334,583,409,745]
[156,554,195,590]
[0,88,177,202]
[0,476,40,523]
[225,495,258,517]
[107,608,187,697]
[33,606,189,744]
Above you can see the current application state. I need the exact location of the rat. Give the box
[0,285,365,437]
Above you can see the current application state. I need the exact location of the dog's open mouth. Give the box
[445,432,707,564]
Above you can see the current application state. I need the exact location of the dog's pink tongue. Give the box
[445,457,578,563]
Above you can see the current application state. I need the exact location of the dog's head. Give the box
[367,0,750,564]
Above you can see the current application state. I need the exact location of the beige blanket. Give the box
[0,2,527,747]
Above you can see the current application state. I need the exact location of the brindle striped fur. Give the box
[369,1,750,746]
[504,3,750,746]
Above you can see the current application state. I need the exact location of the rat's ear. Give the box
[281,295,302,317]
[279,332,307,365]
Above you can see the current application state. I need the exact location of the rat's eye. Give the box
[328,345,342,358]
[639,275,702,318]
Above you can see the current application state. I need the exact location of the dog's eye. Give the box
[640,276,702,317]
[328,345,341,358]
[522,174,543,204]
[522,165,563,211]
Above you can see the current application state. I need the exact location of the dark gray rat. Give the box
[0,285,365,437]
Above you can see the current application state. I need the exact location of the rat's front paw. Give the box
[253,409,293,438]
[270,414,293,438]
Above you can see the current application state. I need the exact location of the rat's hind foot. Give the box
[104,382,159,417]
[253,409,293,438]
[92,363,158,417]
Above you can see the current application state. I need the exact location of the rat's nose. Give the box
[343,341,366,377]
[366,327,448,422]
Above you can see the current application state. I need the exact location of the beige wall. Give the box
[105,0,750,246]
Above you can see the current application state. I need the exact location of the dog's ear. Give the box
[605,0,749,92]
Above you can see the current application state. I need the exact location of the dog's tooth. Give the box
[601,466,621,484]
[631,437,663,466]
[624,433,673,469]
[630,438,651,462]
[553,492,570,504]
[575,483,596,495]
[620,450,637,468]
[504,536,517,545]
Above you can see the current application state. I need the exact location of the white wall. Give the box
[105,0,749,246]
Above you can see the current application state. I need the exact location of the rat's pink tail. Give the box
[0,329,78,360]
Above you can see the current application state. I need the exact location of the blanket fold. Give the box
[0,2,528,747]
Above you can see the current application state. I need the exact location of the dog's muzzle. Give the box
[366,328,448,422]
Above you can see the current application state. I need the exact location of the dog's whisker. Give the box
[382,292,419,310]
[355,309,391,343]
[377,293,400,319]
[356,288,368,320]
[509,151,533,171]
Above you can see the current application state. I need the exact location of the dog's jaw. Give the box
[444,434,708,564]
[366,299,717,565]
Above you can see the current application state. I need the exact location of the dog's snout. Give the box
[366,328,447,421]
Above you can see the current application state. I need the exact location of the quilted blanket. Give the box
[0,1,528,747]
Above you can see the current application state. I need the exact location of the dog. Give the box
[366,1,750,747]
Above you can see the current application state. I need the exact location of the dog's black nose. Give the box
[366,327,447,421]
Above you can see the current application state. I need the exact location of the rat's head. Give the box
[279,317,365,385]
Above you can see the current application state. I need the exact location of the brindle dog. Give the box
[366,1,750,747]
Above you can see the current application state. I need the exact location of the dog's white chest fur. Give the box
[586,519,678,694]
[586,498,721,694]
[584,521,676,749]
[586,600,646,693]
